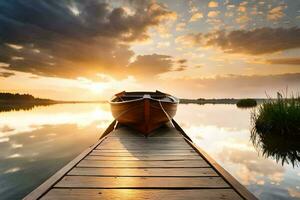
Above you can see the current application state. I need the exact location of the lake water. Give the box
[0,103,299,199]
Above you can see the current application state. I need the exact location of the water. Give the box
[0,103,299,199]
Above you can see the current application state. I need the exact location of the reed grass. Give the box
[251,94,300,136]
[251,93,300,166]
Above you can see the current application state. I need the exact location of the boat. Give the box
[109,91,179,135]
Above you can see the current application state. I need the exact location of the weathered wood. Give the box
[55,176,229,188]
[92,149,196,153]
[105,137,184,141]
[24,119,256,200]
[99,141,190,149]
[110,91,179,135]
[99,140,188,146]
[23,132,111,200]
[68,167,218,177]
[109,126,181,138]
[96,144,192,150]
[185,139,258,200]
[85,155,202,161]
[77,160,209,168]
[90,151,199,156]
[100,138,187,142]
[41,189,243,200]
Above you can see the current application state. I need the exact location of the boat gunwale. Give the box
[109,96,180,105]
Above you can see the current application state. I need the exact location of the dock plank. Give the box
[96,145,193,150]
[91,149,196,153]
[68,167,218,177]
[77,160,209,168]
[41,189,243,200]
[55,176,229,188]
[85,155,202,161]
[100,138,187,143]
[90,152,199,156]
[24,123,256,200]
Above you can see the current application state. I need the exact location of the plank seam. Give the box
[52,186,232,189]
[74,166,212,169]
[65,175,220,178]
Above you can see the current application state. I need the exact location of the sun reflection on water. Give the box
[0,103,299,200]
[0,103,112,199]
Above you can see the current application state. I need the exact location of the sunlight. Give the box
[0,1,299,199]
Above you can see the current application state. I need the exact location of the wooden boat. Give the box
[109,91,179,135]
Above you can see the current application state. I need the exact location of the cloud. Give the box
[207,11,220,18]
[268,5,286,21]
[208,1,218,8]
[219,147,285,185]
[128,54,174,78]
[176,27,300,55]
[156,42,170,48]
[237,5,246,12]
[177,59,187,64]
[0,0,176,79]
[0,72,15,78]
[175,33,202,47]
[176,22,186,31]
[173,65,188,71]
[190,12,203,22]
[160,73,300,98]
[236,15,250,24]
[266,58,300,65]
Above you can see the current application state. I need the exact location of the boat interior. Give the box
[111,91,178,103]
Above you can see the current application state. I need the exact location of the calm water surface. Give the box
[0,103,299,199]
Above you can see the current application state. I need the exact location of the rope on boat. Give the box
[111,94,177,131]
[158,100,175,128]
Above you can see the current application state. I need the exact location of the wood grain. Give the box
[77,160,209,168]
[85,155,202,161]
[41,189,243,200]
[68,167,218,177]
[55,176,229,188]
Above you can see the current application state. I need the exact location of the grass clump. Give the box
[251,93,300,166]
[236,98,257,108]
[252,94,300,136]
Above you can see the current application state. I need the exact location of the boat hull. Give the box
[110,98,177,135]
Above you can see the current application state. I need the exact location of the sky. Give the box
[0,0,299,100]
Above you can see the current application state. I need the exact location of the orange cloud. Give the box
[176,22,186,31]
[208,11,220,18]
[0,1,177,80]
[208,1,218,8]
[268,5,286,21]
[266,58,300,65]
[190,12,204,22]
[176,27,300,55]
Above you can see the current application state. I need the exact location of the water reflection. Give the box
[0,103,112,199]
[0,103,299,200]
[251,128,300,167]
[0,103,53,113]
[175,104,300,200]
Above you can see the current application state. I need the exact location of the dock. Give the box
[24,120,257,200]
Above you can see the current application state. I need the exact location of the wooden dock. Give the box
[24,120,257,200]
